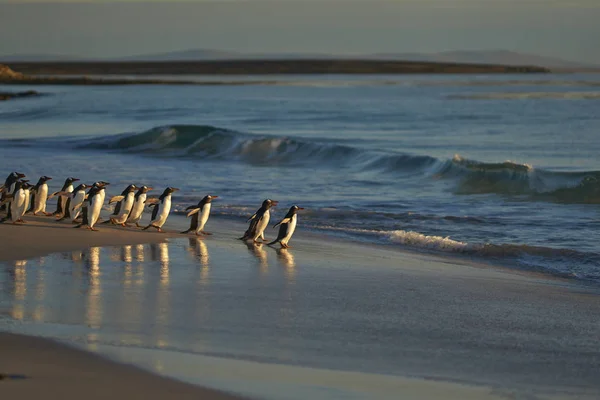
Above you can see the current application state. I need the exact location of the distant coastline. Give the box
[0,60,550,85]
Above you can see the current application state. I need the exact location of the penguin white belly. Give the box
[58,185,74,215]
[113,193,136,224]
[153,197,171,227]
[10,190,26,222]
[88,194,104,228]
[70,191,86,221]
[34,184,49,213]
[22,189,31,215]
[280,214,298,245]
[127,194,146,223]
[253,210,270,241]
[196,203,211,233]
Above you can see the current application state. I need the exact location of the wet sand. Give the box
[1,214,600,400]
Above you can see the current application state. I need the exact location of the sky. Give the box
[0,0,599,64]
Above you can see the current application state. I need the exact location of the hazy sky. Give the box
[1,0,599,63]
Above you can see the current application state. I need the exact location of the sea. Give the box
[2,74,599,281]
[1,73,600,398]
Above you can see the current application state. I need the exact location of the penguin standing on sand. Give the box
[143,187,179,232]
[181,195,218,236]
[126,185,153,227]
[78,182,109,231]
[22,182,33,216]
[67,183,90,223]
[1,172,26,216]
[267,205,304,248]
[52,177,79,218]
[108,184,137,226]
[239,199,278,243]
[29,176,53,215]
[1,180,28,224]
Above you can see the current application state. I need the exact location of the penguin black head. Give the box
[262,199,278,209]
[200,195,218,205]
[124,184,137,192]
[22,182,33,190]
[136,186,153,194]
[289,205,304,214]
[66,177,80,184]
[159,187,179,200]
[39,176,52,183]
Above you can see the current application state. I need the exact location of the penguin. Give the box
[77,181,109,227]
[29,176,53,215]
[125,185,153,227]
[22,182,33,216]
[267,205,304,248]
[78,182,110,231]
[67,183,90,223]
[181,195,218,235]
[239,199,278,243]
[52,177,80,218]
[1,172,26,216]
[1,180,28,224]
[108,184,137,226]
[143,187,179,232]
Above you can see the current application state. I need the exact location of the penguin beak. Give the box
[211,195,219,199]
[298,207,305,210]
[271,200,279,206]
[47,177,53,180]
[172,188,180,192]
[73,178,80,182]
[147,187,153,191]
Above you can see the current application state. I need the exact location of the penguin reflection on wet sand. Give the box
[143,187,179,232]
[28,176,53,216]
[182,195,218,236]
[239,199,278,243]
[268,205,304,248]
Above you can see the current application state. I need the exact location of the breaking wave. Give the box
[2,124,599,203]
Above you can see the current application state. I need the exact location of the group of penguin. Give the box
[0,172,303,248]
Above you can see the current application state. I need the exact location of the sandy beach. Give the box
[1,213,600,400]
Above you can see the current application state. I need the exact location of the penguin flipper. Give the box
[273,218,290,229]
[186,208,201,217]
[246,213,257,222]
[109,195,125,204]
[145,198,160,205]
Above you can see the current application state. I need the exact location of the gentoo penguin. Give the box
[1,180,28,224]
[1,172,26,216]
[78,182,110,231]
[77,181,109,227]
[126,185,153,227]
[143,187,179,232]
[52,177,79,218]
[67,183,90,223]
[22,182,33,216]
[108,184,137,226]
[239,199,278,243]
[181,195,218,235]
[29,176,53,215]
[267,205,304,248]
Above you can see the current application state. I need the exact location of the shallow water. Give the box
[2,233,600,399]
[1,74,599,280]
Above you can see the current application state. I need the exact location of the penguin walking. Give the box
[267,205,304,248]
[22,182,33,216]
[125,186,153,227]
[52,177,79,218]
[1,180,28,224]
[181,195,218,235]
[29,176,53,216]
[1,172,26,217]
[77,181,109,227]
[108,184,137,226]
[77,182,109,231]
[239,199,278,243]
[67,183,90,223]
[143,187,179,232]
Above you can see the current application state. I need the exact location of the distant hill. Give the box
[369,50,596,69]
[1,49,596,69]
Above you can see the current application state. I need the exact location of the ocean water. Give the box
[1,73,600,282]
